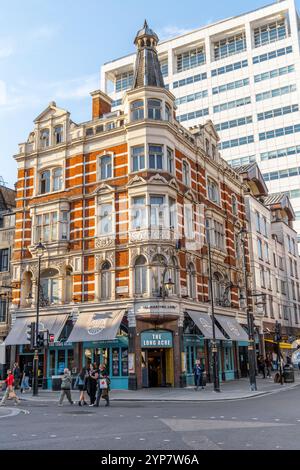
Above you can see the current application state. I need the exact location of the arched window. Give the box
[40,170,51,194]
[165,103,171,122]
[100,155,112,180]
[231,194,238,216]
[182,161,190,186]
[40,129,50,148]
[207,179,220,204]
[101,261,111,300]
[213,272,224,306]
[134,256,147,295]
[187,263,196,298]
[151,254,167,297]
[148,99,161,120]
[131,100,144,121]
[40,268,59,304]
[54,125,63,144]
[53,168,63,191]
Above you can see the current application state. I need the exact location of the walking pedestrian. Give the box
[193,360,204,391]
[87,364,98,406]
[0,369,20,406]
[13,363,21,390]
[95,364,110,407]
[265,355,272,378]
[257,356,266,378]
[74,368,88,406]
[20,364,31,393]
[58,368,74,406]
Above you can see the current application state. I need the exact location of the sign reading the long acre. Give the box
[141,330,173,348]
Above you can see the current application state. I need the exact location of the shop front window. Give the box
[121,349,128,376]
[224,345,233,370]
[67,349,74,372]
[112,348,120,376]
[57,350,66,375]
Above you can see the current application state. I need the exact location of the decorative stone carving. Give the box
[127,175,146,186]
[169,178,179,190]
[148,173,168,185]
[95,237,115,249]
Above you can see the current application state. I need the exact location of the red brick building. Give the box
[7,22,253,389]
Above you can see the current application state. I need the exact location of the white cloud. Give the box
[0,45,14,59]
[54,74,99,100]
[158,25,193,40]
[29,25,58,41]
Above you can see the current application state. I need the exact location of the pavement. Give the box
[5,372,300,403]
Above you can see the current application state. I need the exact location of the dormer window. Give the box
[54,125,63,144]
[182,161,190,186]
[148,99,161,120]
[100,155,112,180]
[40,129,50,148]
[131,100,144,121]
[207,179,220,204]
[40,170,51,194]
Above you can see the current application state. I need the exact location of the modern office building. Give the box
[101,0,300,239]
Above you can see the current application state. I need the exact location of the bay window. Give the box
[169,197,176,230]
[39,167,63,194]
[150,195,166,228]
[131,100,144,121]
[36,212,57,242]
[149,144,163,170]
[131,146,145,172]
[167,147,174,174]
[148,99,161,120]
[132,196,147,229]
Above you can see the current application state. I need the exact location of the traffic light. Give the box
[26,322,36,349]
[36,330,50,348]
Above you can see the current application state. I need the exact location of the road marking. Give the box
[218,442,224,445]
[246,443,252,447]
[153,416,158,418]
[251,418,258,420]
[50,435,57,438]
[139,438,145,441]
[231,417,237,419]
[31,434,37,437]
[210,417,216,419]
[276,445,281,449]
[220,416,224,419]
[104,414,108,417]
[115,437,121,440]
[274,419,280,422]
[119,415,124,417]
[163,439,170,442]
[136,415,141,418]
[12,434,17,437]
[191,416,197,419]
[297,420,300,422]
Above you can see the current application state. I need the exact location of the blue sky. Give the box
[0,0,299,187]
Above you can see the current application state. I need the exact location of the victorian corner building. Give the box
[5,23,300,389]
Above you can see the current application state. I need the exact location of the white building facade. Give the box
[101,0,300,239]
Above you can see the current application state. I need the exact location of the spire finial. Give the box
[143,19,148,28]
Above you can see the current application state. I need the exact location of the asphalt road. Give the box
[1,388,300,450]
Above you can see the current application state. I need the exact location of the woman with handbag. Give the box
[0,369,20,406]
[87,364,98,406]
[95,364,110,407]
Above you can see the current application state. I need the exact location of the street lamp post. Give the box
[239,228,257,391]
[32,241,45,396]
[206,229,220,393]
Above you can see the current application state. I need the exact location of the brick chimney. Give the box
[90,90,113,119]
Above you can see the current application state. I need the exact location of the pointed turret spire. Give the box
[132,21,164,89]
